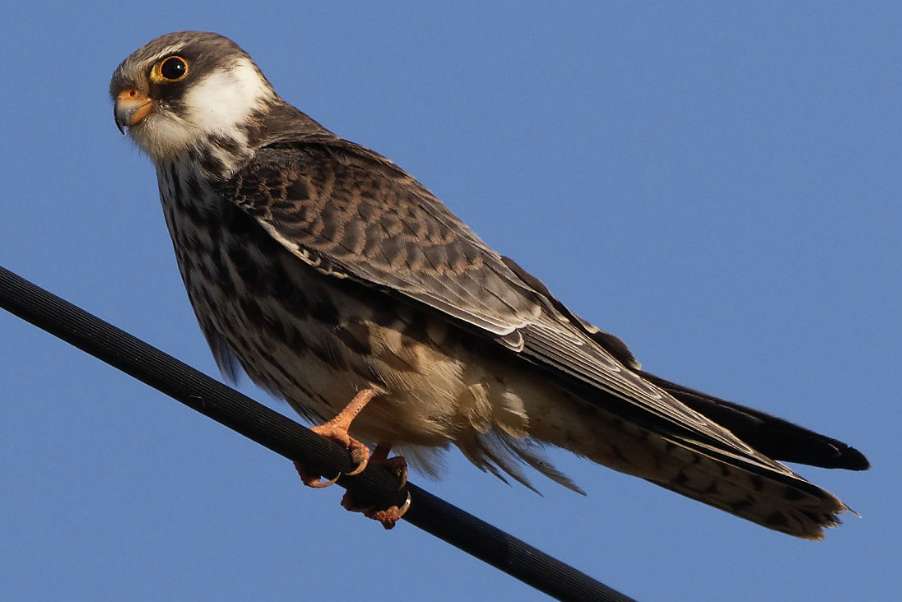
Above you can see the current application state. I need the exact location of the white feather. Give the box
[130,57,274,166]
[182,57,274,135]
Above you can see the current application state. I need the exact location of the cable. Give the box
[0,265,638,602]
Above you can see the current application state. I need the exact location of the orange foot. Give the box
[294,389,376,488]
[341,490,411,530]
[293,390,411,529]
[340,443,410,530]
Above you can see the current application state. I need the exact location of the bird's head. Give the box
[110,31,277,164]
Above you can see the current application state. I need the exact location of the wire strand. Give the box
[0,264,638,602]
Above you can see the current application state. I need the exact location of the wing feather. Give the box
[224,136,798,474]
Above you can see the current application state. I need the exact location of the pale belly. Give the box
[160,174,574,485]
[177,221,546,449]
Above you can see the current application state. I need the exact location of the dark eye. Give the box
[158,56,188,81]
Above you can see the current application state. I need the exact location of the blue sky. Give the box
[1,3,898,601]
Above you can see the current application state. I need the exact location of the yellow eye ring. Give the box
[151,56,189,83]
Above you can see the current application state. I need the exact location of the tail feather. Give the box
[645,435,848,540]
[530,388,857,539]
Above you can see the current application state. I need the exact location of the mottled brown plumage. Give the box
[111,31,868,538]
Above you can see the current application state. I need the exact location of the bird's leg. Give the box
[294,389,410,529]
[341,442,411,530]
[371,442,408,489]
[294,388,376,488]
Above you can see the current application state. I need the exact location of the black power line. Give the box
[0,265,638,602]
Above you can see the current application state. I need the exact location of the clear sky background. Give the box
[1,3,898,601]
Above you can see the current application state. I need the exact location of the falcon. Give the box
[110,31,868,537]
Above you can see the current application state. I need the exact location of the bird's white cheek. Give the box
[181,58,274,135]
[129,58,273,165]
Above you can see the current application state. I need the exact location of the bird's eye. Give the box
[154,56,189,82]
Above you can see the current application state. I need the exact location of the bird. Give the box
[110,31,869,537]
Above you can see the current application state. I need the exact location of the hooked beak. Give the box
[114,87,154,134]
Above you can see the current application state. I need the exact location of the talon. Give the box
[295,461,341,488]
[366,491,412,530]
[341,490,412,530]
[396,491,412,515]
[343,438,371,476]
[306,472,342,489]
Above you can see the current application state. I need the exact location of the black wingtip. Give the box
[760,427,872,471]
[835,445,871,471]
[636,369,871,471]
